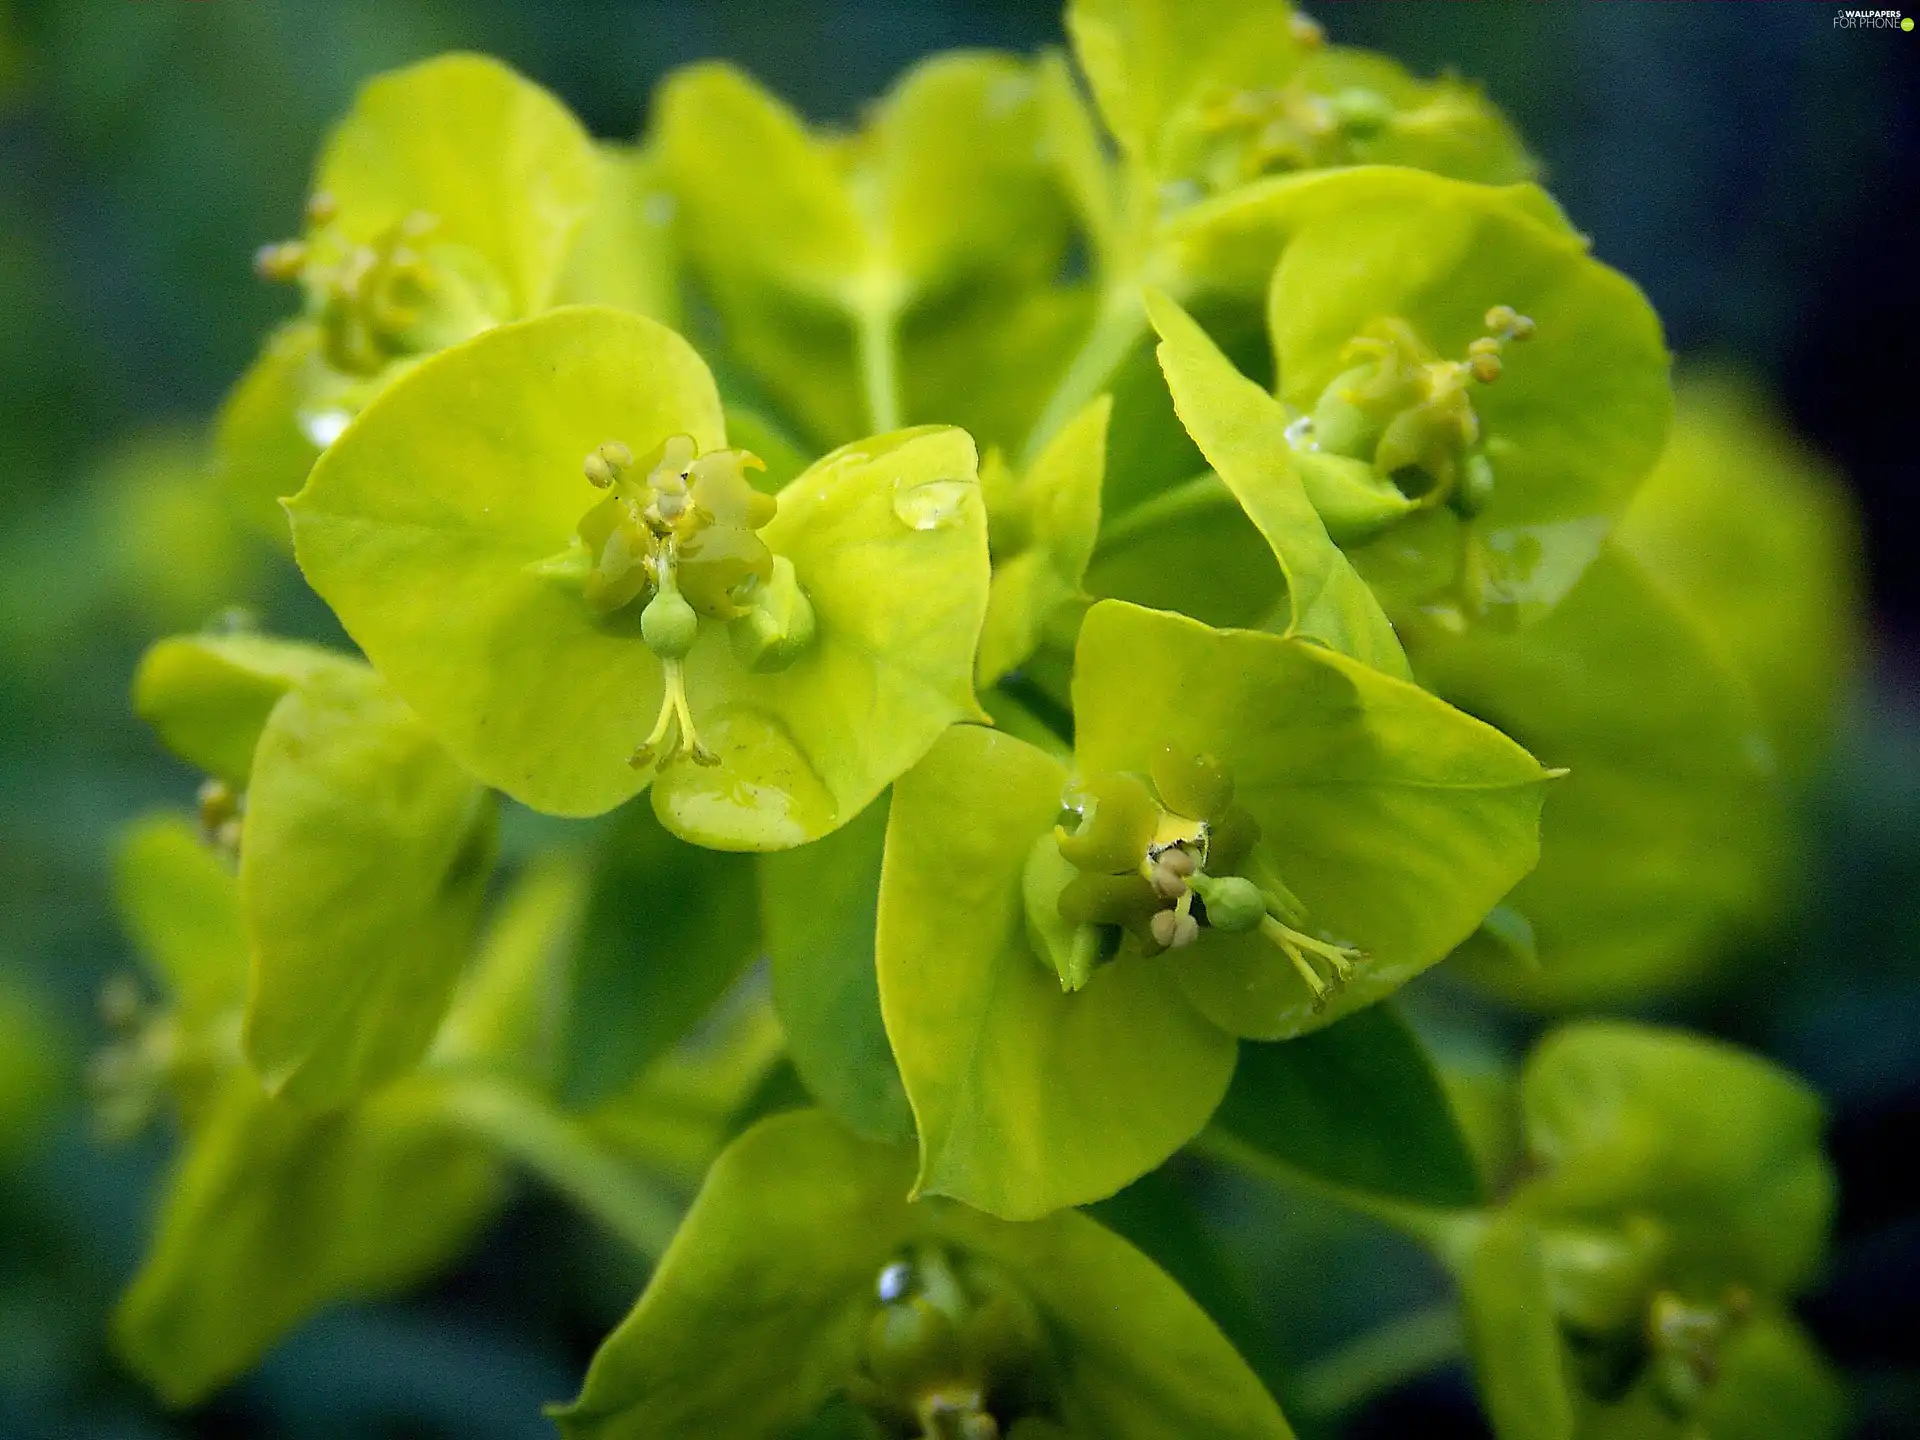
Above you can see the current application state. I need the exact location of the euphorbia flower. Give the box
[289,305,990,849]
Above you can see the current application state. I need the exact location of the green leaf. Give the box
[1415,547,1790,1005]
[114,1073,502,1407]
[1262,168,1671,624]
[291,308,988,849]
[1515,1021,1834,1296]
[133,632,362,786]
[560,801,760,1108]
[113,814,249,1029]
[240,666,497,1109]
[313,52,597,318]
[1144,289,1410,678]
[1073,601,1550,1038]
[1614,371,1863,781]
[763,792,913,1143]
[978,395,1110,685]
[878,724,1236,1220]
[554,1109,1293,1440]
[1211,1003,1484,1208]
[1455,1210,1576,1440]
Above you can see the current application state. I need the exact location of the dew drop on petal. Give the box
[891,477,971,531]
[300,407,353,448]
[1284,414,1318,452]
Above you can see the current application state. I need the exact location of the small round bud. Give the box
[1470,351,1503,384]
[1188,873,1268,933]
[1484,305,1518,333]
[305,191,340,227]
[1508,313,1536,341]
[641,587,700,659]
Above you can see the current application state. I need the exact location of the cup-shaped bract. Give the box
[878,599,1548,1219]
[1257,168,1671,625]
[1612,372,1864,782]
[1457,1023,1843,1440]
[1417,545,1791,1007]
[134,634,497,1109]
[553,1109,1294,1440]
[1515,1022,1834,1295]
[654,53,1083,451]
[215,53,600,539]
[1074,601,1551,1041]
[1065,0,1531,204]
[289,306,990,849]
[879,722,1238,1221]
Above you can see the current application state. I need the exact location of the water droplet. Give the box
[877,1261,911,1303]
[651,706,836,851]
[299,407,352,449]
[1284,414,1318,452]
[891,478,971,531]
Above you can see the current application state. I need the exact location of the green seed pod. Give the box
[729,554,817,672]
[641,587,700,659]
[1150,745,1235,820]
[1055,771,1159,874]
[677,523,775,619]
[1188,872,1267,934]
[864,1296,966,1401]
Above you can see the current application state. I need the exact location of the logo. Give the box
[1833,8,1914,27]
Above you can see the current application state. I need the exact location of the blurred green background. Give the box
[2,2,1916,1437]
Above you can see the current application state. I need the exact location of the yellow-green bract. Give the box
[552,1110,1295,1440]
[135,634,496,1110]
[877,599,1550,1220]
[288,305,991,850]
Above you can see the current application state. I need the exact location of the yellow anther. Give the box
[305,191,340,227]
[1470,351,1503,384]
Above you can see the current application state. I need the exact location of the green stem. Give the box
[1190,1128,1487,1262]
[1090,471,1236,552]
[1021,284,1150,466]
[434,1075,684,1260]
[1296,1305,1465,1418]
[856,295,903,434]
